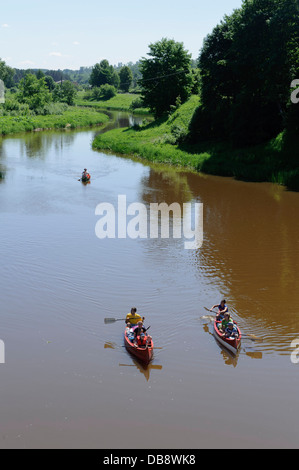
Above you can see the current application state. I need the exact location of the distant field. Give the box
[75,92,150,114]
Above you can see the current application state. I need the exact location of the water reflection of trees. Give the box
[0,167,5,182]
[18,130,77,159]
[0,140,6,181]
[139,167,193,206]
[137,167,197,253]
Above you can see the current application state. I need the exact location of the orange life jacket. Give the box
[137,334,147,347]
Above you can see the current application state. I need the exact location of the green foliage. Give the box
[89,60,119,88]
[53,80,77,105]
[92,94,299,191]
[119,66,133,92]
[92,96,202,165]
[0,107,109,136]
[195,0,299,147]
[44,75,56,91]
[98,84,117,100]
[38,102,69,115]
[76,92,150,113]
[17,73,52,111]
[139,38,193,117]
[90,84,116,101]
[129,97,145,111]
[0,58,15,88]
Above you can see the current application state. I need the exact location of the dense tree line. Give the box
[189,0,299,147]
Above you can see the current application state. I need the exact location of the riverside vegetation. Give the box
[92,95,299,190]
[93,0,299,191]
[1,0,298,189]
[0,106,109,135]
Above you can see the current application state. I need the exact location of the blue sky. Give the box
[0,0,243,70]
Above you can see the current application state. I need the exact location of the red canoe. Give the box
[81,173,91,183]
[213,320,242,355]
[124,329,154,364]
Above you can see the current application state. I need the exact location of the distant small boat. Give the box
[81,173,91,183]
[213,320,242,355]
[124,328,154,364]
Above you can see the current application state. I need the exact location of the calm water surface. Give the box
[0,112,298,448]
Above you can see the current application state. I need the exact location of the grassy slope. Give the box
[92,95,298,189]
[75,92,150,114]
[92,96,209,169]
[0,107,109,136]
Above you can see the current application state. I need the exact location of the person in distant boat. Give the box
[82,168,88,178]
[210,299,228,321]
[223,321,238,339]
[125,307,144,326]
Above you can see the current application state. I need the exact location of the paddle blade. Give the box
[104,317,125,324]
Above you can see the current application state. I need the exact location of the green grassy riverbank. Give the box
[0,107,109,136]
[92,95,299,191]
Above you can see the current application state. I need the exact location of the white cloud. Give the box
[73,41,80,45]
[49,52,63,57]
[1,24,9,28]
[19,60,34,66]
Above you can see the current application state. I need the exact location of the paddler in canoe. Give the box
[133,321,152,348]
[125,307,145,326]
[81,168,90,182]
[209,299,228,321]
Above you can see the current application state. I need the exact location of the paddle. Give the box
[204,306,221,314]
[203,307,263,341]
[104,317,148,326]
[119,364,163,370]
[104,317,126,324]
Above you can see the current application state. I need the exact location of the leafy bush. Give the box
[129,97,144,111]
[38,102,68,115]
[98,84,117,100]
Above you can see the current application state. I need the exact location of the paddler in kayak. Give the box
[210,299,228,321]
[125,307,145,326]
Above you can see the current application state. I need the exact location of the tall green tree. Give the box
[53,80,77,105]
[17,73,52,110]
[139,38,193,117]
[195,0,299,146]
[119,66,133,92]
[89,60,119,88]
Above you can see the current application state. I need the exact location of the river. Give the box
[0,110,298,449]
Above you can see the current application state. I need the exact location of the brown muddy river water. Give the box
[0,111,298,449]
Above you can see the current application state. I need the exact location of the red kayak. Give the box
[213,320,242,355]
[124,328,154,364]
